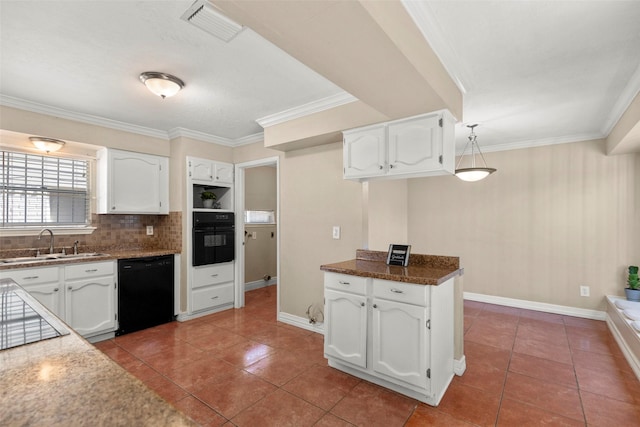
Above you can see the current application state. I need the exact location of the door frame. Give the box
[234,156,280,310]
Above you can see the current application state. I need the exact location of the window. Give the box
[0,151,89,227]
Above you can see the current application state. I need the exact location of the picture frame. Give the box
[386,244,411,266]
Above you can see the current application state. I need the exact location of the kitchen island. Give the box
[320,249,464,406]
[0,279,195,427]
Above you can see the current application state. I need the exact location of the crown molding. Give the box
[460,131,605,155]
[0,94,169,140]
[168,127,234,146]
[233,132,264,146]
[1,94,266,147]
[600,63,640,136]
[256,91,357,128]
[401,0,470,94]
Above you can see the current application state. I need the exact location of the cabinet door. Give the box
[22,282,64,319]
[190,159,214,182]
[324,289,367,368]
[109,151,167,214]
[214,162,234,185]
[65,276,116,337]
[387,114,442,175]
[372,298,429,389]
[343,126,387,179]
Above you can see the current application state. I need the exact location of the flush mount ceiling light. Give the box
[139,72,185,99]
[454,124,497,182]
[29,137,65,153]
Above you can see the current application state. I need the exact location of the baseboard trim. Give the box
[454,355,466,376]
[278,312,325,335]
[464,292,606,321]
[176,304,234,322]
[245,277,277,292]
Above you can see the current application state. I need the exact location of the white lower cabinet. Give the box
[190,262,234,314]
[1,261,117,338]
[64,262,116,337]
[323,272,454,406]
[324,289,367,368]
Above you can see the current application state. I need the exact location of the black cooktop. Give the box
[0,279,69,351]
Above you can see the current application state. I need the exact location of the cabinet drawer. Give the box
[193,263,234,289]
[0,266,59,285]
[192,283,234,312]
[65,261,114,280]
[324,272,367,295]
[373,279,429,306]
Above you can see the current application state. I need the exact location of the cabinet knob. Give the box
[379,165,383,170]
[360,302,365,307]
[53,288,59,292]
[112,206,116,210]
[389,164,395,169]
[373,304,378,308]
[68,286,72,290]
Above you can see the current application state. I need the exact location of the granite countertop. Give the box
[0,248,179,270]
[0,279,195,426]
[320,249,463,285]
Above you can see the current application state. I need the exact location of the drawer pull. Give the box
[211,274,218,277]
[85,269,98,273]
[338,281,350,285]
[211,296,219,300]
[390,288,404,294]
[23,276,39,280]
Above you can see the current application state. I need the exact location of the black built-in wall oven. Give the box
[192,211,235,266]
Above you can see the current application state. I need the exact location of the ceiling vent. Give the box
[181,0,243,43]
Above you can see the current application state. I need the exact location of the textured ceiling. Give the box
[407,0,640,150]
[1,1,639,151]
[0,1,344,141]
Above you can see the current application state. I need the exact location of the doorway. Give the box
[234,157,280,312]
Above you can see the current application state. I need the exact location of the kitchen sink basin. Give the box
[0,253,109,264]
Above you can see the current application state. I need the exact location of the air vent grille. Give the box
[181,0,243,43]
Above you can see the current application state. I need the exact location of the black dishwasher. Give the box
[116,255,174,336]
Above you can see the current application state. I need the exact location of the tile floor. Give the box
[94,286,640,426]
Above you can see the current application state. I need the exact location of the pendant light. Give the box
[454,124,496,182]
[139,72,185,99]
[30,137,65,153]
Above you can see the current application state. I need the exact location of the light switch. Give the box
[146,225,153,236]
[332,226,340,239]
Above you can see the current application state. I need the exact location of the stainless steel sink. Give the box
[0,253,109,264]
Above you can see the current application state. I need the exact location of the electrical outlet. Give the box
[146,225,153,236]
[332,226,340,239]
[580,285,590,297]
[252,231,257,240]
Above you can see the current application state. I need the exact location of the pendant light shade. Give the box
[30,137,65,153]
[454,124,496,182]
[139,72,184,99]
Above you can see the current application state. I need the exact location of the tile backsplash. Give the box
[0,212,182,255]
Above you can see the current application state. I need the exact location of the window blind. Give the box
[0,151,89,226]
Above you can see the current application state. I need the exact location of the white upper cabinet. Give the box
[343,110,456,181]
[343,125,387,179]
[97,148,169,214]
[188,157,233,185]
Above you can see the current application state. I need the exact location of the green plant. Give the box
[628,266,639,290]
[200,191,216,200]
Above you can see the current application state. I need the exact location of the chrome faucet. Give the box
[38,228,54,254]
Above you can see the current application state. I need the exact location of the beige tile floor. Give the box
[95,285,640,426]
